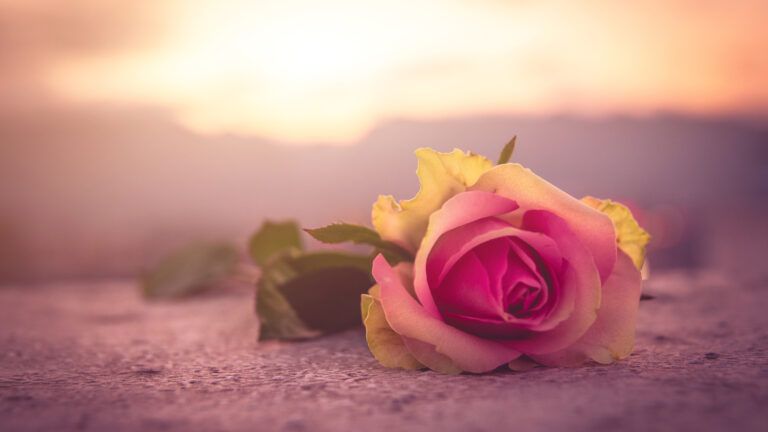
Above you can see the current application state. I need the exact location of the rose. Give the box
[361,148,650,373]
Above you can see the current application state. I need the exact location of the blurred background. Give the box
[0,0,766,283]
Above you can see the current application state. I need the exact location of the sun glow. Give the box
[45,0,768,143]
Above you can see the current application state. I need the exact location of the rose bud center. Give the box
[426,217,567,339]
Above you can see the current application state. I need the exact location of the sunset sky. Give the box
[1,0,767,283]
[2,0,767,143]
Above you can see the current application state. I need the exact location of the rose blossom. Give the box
[361,148,650,373]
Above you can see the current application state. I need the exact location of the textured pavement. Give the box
[1,270,767,432]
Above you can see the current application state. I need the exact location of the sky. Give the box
[1,0,767,143]
[1,0,767,282]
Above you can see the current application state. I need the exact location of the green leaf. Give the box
[497,135,517,165]
[305,223,381,245]
[257,263,322,340]
[141,242,239,299]
[249,220,303,266]
[284,251,372,274]
[256,251,375,340]
[305,223,413,264]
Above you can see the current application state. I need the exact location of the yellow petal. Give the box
[581,196,651,270]
[361,285,423,370]
[371,148,493,252]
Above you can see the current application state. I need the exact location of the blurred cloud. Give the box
[1,0,767,142]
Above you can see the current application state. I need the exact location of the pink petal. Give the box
[440,242,564,336]
[414,191,519,317]
[427,216,569,328]
[532,250,642,366]
[438,238,564,336]
[499,247,541,299]
[471,164,617,283]
[442,312,533,339]
[427,217,564,293]
[426,217,510,290]
[433,248,502,319]
[503,239,556,321]
[401,337,462,374]
[374,254,521,373]
[471,237,512,301]
[503,238,567,331]
[499,210,602,355]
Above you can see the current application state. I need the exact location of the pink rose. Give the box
[361,148,650,373]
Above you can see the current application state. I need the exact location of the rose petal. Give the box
[442,312,531,339]
[438,239,564,335]
[471,164,617,283]
[503,239,555,320]
[402,337,463,374]
[414,191,519,317]
[531,250,642,366]
[361,285,424,370]
[499,210,602,355]
[374,254,521,373]
[428,217,564,289]
[372,148,493,252]
[425,216,568,332]
[471,237,512,301]
[582,196,651,271]
[433,248,502,319]
[426,217,510,290]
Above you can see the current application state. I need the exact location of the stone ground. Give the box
[1,270,767,432]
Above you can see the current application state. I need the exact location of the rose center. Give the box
[430,234,561,339]
[504,282,544,317]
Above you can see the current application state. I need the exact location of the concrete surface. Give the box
[1,270,767,432]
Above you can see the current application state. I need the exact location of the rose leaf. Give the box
[257,263,322,340]
[496,135,517,165]
[256,251,375,340]
[141,242,239,299]
[305,223,412,263]
[249,220,304,267]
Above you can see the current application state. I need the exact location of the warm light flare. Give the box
[40,0,768,143]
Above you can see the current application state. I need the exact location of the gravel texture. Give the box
[1,271,767,432]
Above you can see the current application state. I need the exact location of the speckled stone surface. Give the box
[1,271,767,432]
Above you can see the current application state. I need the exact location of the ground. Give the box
[1,270,766,432]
